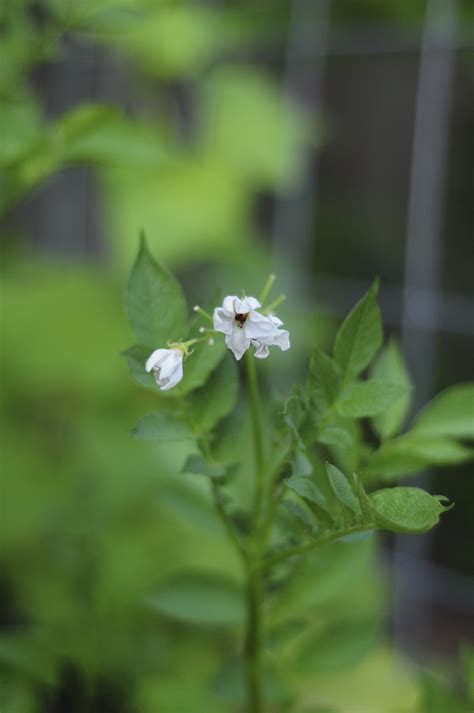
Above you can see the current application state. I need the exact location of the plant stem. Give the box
[262,524,374,571]
[245,351,265,529]
[244,350,266,713]
[244,560,264,713]
[211,481,247,562]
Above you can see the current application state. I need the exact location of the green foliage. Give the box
[127,233,188,346]
[412,383,474,440]
[370,339,412,440]
[337,378,408,418]
[333,279,382,379]
[370,487,452,534]
[132,412,194,442]
[147,571,245,627]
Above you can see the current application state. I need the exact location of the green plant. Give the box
[125,234,474,712]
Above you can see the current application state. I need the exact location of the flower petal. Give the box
[213,307,234,335]
[239,296,261,313]
[222,295,239,315]
[160,358,184,391]
[268,314,283,328]
[245,310,280,339]
[159,350,183,381]
[145,348,170,372]
[225,326,250,361]
[273,329,290,351]
[253,342,270,359]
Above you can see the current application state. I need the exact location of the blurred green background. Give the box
[1,1,473,711]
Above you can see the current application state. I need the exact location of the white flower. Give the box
[252,314,290,359]
[145,348,184,391]
[213,295,290,361]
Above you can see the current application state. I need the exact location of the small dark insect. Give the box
[235,312,249,328]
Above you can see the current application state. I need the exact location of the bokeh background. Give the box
[1,1,473,711]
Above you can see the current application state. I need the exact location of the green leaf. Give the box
[291,448,313,477]
[122,343,159,392]
[354,473,374,524]
[282,500,319,535]
[370,487,452,534]
[412,383,474,440]
[326,463,361,515]
[284,477,331,514]
[182,454,228,480]
[337,379,409,419]
[187,355,237,431]
[177,339,226,396]
[132,412,193,441]
[363,432,473,482]
[297,619,380,674]
[308,348,342,413]
[127,233,188,346]
[147,571,244,626]
[370,339,412,440]
[333,280,382,378]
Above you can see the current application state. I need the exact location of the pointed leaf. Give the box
[334,280,382,378]
[337,379,409,419]
[282,500,319,535]
[182,454,228,480]
[370,487,452,534]
[147,571,244,626]
[412,383,474,440]
[354,473,374,524]
[363,432,473,482]
[371,339,412,440]
[132,412,193,441]
[187,355,237,431]
[308,348,342,413]
[326,463,361,515]
[284,477,331,514]
[127,233,188,346]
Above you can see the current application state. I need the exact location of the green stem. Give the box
[211,482,247,563]
[244,350,266,713]
[262,524,374,571]
[244,561,264,713]
[245,351,265,529]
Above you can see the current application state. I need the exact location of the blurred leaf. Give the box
[308,348,342,413]
[291,449,313,477]
[337,379,409,419]
[333,280,382,379]
[363,432,473,481]
[419,674,471,713]
[182,454,227,480]
[354,474,374,524]
[187,355,238,431]
[122,343,159,392]
[59,103,165,167]
[213,656,288,706]
[127,233,188,346]
[132,412,193,441]
[412,383,474,440]
[147,571,244,626]
[201,66,310,190]
[297,619,380,674]
[285,477,331,514]
[109,6,230,79]
[135,674,226,713]
[175,339,226,396]
[326,464,360,515]
[370,487,452,534]
[282,500,320,535]
[370,339,412,440]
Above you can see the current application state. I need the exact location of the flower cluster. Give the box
[145,287,290,391]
